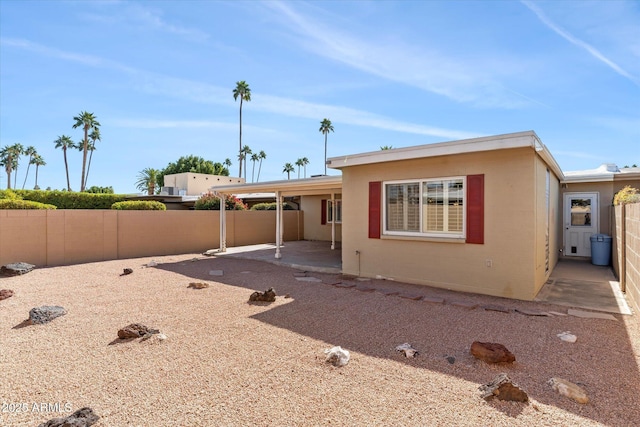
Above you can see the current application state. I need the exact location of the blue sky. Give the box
[1,0,638,194]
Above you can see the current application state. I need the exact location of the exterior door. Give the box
[563,192,598,257]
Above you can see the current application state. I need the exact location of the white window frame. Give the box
[327,199,342,224]
[382,176,466,239]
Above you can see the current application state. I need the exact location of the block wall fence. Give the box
[0,210,303,267]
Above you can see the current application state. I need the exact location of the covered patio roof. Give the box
[210,175,343,260]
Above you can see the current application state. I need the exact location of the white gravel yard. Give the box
[1,253,639,426]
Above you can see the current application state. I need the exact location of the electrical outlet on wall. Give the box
[485,259,492,268]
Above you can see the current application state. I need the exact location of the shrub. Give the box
[0,199,56,209]
[250,202,295,211]
[13,189,128,209]
[194,192,248,210]
[111,201,167,210]
[0,189,20,200]
[613,186,640,206]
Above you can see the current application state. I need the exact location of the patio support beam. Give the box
[331,192,336,250]
[275,191,282,259]
[217,192,226,253]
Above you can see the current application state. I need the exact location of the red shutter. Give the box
[369,181,381,239]
[321,199,327,225]
[466,174,484,244]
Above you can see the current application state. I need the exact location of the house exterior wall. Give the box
[0,210,303,267]
[300,195,342,242]
[341,147,556,300]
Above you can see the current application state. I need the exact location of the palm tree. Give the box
[380,145,393,150]
[233,81,251,178]
[54,135,76,191]
[250,153,260,183]
[72,111,100,191]
[283,163,294,180]
[240,145,252,181]
[301,157,309,178]
[256,150,267,182]
[33,154,46,190]
[21,146,37,189]
[0,145,19,189]
[319,118,334,175]
[295,158,304,179]
[224,158,232,170]
[10,143,24,186]
[135,168,159,195]
[84,128,101,187]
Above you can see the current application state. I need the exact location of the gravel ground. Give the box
[1,253,639,426]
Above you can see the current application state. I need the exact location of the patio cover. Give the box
[210,175,342,259]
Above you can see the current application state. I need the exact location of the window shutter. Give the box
[321,199,327,225]
[369,181,381,239]
[466,174,484,244]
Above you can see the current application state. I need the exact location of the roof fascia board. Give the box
[211,176,342,195]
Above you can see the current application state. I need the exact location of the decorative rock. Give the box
[515,308,551,317]
[334,283,356,288]
[202,249,218,256]
[395,343,419,358]
[325,346,350,367]
[1,262,35,276]
[118,323,159,339]
[470,341,516,363]
[29,306,67,325]
[209,270,224,276]
[450,300,478,309]
[557,331,577,343]
[0,289,14,301]
[295,276,322,282]
[38,407,100,427]
[249,287,276,302]
[548,377,589,404]
[479,373,528,402]
[446,356,456,364]
[188,282,210,289]
[482,304,511,313]
[121,268,133,276]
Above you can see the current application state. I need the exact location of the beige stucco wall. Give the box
[0,210,303,267]
[300,195,342,242]
[340,147,557,301]
[163,173,245,196]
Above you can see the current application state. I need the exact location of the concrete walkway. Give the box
[214,241,633,315]
[536,258,632,315]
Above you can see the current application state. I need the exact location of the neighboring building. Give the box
[161,173,245,196]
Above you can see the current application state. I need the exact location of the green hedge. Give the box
[250,202,295,211]
[111,201,167,210]
[10,189,128,209]
[0,199,57,209]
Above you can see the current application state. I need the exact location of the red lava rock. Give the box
[470,341,516,363]
[0,289,14,301]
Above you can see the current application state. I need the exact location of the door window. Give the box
[570,198,591,226]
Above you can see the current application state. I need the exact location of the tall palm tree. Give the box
[135,167,159,195]
[84,127,101,187]
[33,154,46,190]
[301,157,309,178]
[72,111,100,191]
[256,150,267,182]
[250,153,260,183]
[21,146,37,189]
[224,158,232,171]
[0,145,18,189]
[295,158,304,179]
[319,118,334,175]
[380,145,394,150]
[54,135,76,191]
[283,163,294,180]
[10,143,24,186]
[233,81,251,178]
[240,145,252,180]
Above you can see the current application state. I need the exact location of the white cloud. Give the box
[522,1,639,86]
[261,1,536,109]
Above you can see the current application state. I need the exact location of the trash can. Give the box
[590,234,612,266]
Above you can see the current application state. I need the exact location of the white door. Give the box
[563,192,598,257]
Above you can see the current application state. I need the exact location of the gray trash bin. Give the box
[590,234,612,266]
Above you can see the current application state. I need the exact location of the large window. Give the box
[327,199,342,223]
[384,177,465,237]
